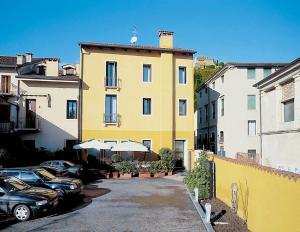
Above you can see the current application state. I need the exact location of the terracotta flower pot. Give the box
[154,172,165,178]
[139,172,152,178]
[167,170,173,176]
[119,173,132,179]
[112,172,119,179]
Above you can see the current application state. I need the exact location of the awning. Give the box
[111,140,148,152]
[73,139,112,150]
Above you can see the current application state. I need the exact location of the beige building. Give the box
[0,53,80,150]
[254,57,300,173]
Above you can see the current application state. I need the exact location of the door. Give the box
[174,140,185,168]
[26,99,36,128]
[20,171,41,187]
[0,187,9,214]
[1,76,11,94]
[0,104,10,122]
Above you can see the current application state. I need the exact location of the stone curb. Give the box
[185,186,215,232]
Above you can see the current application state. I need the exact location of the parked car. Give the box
[40,166,70,177]
[0,167,83,199]
[0,176,58,221]
[40,160,83,177]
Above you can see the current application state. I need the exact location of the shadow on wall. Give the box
[239,179,249,223]
[197,86,221,154]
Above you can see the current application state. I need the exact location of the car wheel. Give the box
[13,204,31,221]
[55,188,66,200]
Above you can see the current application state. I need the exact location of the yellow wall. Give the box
[81,46,194,168]
[211,155,300,232]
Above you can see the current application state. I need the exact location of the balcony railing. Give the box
[0,122,14,133]
[104,76,120,90]
[15,118,40,132]
[103,113,121,126]
[0,83,17,96]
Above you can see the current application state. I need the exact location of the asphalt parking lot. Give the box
[1,176,206,232]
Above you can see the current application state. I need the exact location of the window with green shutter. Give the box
[263,68,272,78]
[247,68,256,79]
[247,95,256,110]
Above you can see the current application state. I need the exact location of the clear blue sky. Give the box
[1,0,299,64]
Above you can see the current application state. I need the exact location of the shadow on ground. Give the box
[0,180,111,230]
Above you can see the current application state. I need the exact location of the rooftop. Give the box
[16,74,79,82]
[79,42,196,55]
[0,55,59,68]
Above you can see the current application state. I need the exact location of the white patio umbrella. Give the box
[111,140,148,160]
[111,140,148,152]
[73,139,112,150]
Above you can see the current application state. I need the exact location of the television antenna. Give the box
[130,26,138,44]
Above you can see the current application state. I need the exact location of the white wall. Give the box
[197,66,277,158]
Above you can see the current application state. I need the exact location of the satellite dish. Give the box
[130,26,138,44]
[130,36,137,44]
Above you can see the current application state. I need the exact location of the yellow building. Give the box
[79,31,196,170]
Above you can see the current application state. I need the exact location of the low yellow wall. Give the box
[211,155,300,232]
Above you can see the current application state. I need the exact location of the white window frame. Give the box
[178,66,187,85]
[178,99,188,116]
[142,64,152,83]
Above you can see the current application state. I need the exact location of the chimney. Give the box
[158,31,174,49]
[25,53,32,63]
[16,54,25,65]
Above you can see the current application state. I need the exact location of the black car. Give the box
[0,176,58,221]
[40,160,83,177]
[0,167,82,199]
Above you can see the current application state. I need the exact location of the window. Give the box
[283,99,294,122]
[248,149,256,155]
[142,140,152,152]
[1,75,11,94]
[67,100,77,119]
[247,68,256,79]
[21,171,39,181]
[221,75,224,83]
[221,98,224,116]
[179,99,187,116]
[212,101,216,119]
[247,95,256,110]
[248,120,256,136]
[263,68,272,78]
[105,95,117,123]
[200,91,202,98]
[174,140,185,163]
[143,98,151,115]
[205,104,208,121]
[220,131,224,143]
[205,88,208,94]
[199,108,202,124]
[212,82,215,89]
[179,67,186,84]
[143,64,151,82]
[106,62,117,87]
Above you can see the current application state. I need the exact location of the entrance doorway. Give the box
[26,99,36,128]
[174,140,186,168]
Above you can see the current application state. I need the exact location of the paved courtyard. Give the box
[1,176,206,232]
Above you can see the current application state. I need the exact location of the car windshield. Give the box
[1,177,31,192]
[63,161,75,168]
[35,169,56,180]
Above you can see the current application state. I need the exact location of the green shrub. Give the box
[137,161,151,172]
[115,161,134,175]
[184,151,210,200]
[111,153,123,163]
[159,147,175,171]
[152,160,168,173]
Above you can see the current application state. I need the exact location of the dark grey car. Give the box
[40,160,83,177]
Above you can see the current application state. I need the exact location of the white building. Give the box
[254,57,300,173]
[0,54,80,151]
[196,62,286,159]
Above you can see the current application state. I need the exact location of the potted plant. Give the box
[115,161,134,179]
[159,147,175,176]
[111,153,123,163]
[111,153,123,178]
[138,161,152,178]
[153,160,167,178]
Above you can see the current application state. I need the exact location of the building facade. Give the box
[80,31,196,170]
[0,54,79,151]
[196,62,286,159]
[254,58,300,173]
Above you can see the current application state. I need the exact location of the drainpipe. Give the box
[16,80,20,128]
[207,86,210,150]
[259,89,262,164]
[78,46,84,143]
